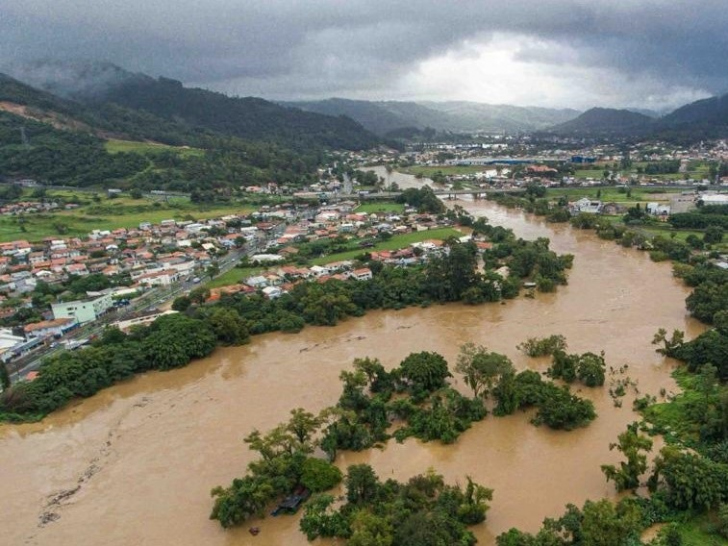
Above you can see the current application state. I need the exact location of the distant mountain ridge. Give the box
[6,59,728,144]
[283,98,581,136]
[546,107,654,137]
[2,60,381,151]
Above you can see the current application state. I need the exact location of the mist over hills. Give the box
[3,59,728,144]
[283,98,581,136]
[1,60,380,151]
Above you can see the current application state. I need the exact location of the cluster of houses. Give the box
[208,242,456,302]
[207,202,482,302]
[0,214,267,294]
[0,200,80,216]
[0,211,283,363]
[568,191,728,217]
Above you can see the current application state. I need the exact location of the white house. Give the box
[570,197,602,214]
[262,286,283,299]
[24,317,77,338]
[646,202,671,216]
[246,276,268,289]
[350,268,373,281]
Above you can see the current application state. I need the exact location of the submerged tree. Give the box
[601,422,653,492]
[455,342,514,399]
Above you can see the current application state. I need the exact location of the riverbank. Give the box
[0,199,704,546]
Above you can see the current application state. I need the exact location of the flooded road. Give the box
[0,200,704,546]
[366,165,434,189]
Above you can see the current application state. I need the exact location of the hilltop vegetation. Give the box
[0,67,382,195]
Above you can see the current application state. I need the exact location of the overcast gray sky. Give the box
[2,0,727,110]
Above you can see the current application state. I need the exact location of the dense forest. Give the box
[0,70,383,192]
[93,75,381,151]
[0,110,321,191]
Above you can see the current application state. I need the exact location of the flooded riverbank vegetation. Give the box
[210,342,602,539]
[461,196,728,543]
[0,214,573,423]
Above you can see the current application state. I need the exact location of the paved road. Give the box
[6,224,286,383]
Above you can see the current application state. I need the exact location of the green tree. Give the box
[0,361,10,390]
[189,286,211,304]
[704,226,724,244]
[455,342,514,398]
[287,408,321,448]
[207,307,250,345]
[300,458,342,493]
[171,295,192,312]
[601,422,653,492]
[579,498,642,546]
[398,351,452,393]
[348,510,394,546]
[346,464,379,505]
[576,352,606,387]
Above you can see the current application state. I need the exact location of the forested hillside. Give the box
[5,62,382,151]
[0,110,320,192]
[0,70,375,191]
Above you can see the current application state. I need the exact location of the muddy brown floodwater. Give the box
[0,200,706,546]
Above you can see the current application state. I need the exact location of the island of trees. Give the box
[209,339,604,542]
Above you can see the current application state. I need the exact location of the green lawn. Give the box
[643,367,703,445]
[548,187,683,203]
[206,267,264,289]
[312,227,462,265]
[105,138,204,158]
[355,202,405,214]
[573,169,606,179]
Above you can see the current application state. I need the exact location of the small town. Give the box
[4,5,728,545]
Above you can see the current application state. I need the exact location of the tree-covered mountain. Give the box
[545,107,654,137]
[542,95,728,142]
[285,98,580,136]
[649,92,728,142]
[4,60,380,151]
[662,93,728,125]
[0,72,336,192]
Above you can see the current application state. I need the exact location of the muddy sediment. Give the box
[0,199,703,545]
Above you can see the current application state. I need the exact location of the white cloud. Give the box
[396,34,712,110]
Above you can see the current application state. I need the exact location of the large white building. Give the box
[51,293,114,324]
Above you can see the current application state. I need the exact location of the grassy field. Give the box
[675,513,728,545]
[403,165,493,176]
[312,227,462,265]
[573,168,606,179]
[0,195,254,243]
[206,267,263,289]
[105,139,204,158]
[636,224,711,243]
[643,367,701,445]
[547,187,684,203]
[355,202,405,214]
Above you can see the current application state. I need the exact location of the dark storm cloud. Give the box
[2,1,727,106]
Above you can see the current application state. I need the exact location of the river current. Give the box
[0,197,704,546]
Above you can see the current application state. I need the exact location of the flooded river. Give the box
[0,200,705,546]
